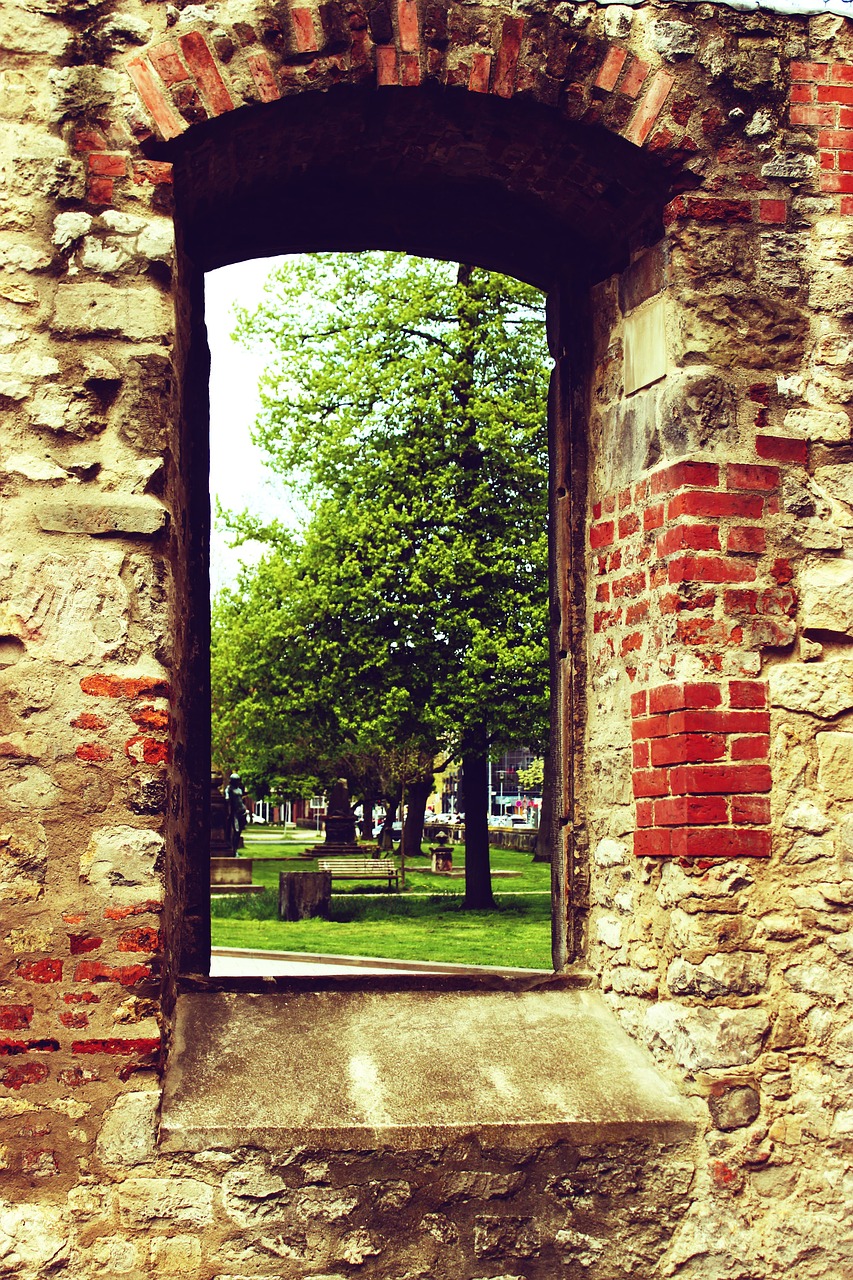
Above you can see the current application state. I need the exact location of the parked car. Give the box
[372,820,403,840]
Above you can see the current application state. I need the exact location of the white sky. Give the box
[205,257,307,594]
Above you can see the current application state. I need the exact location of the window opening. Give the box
[206,251,556,976]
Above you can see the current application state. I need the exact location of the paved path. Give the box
[210,946,549,978]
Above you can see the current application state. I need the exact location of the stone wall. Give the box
[1,0,853,1276]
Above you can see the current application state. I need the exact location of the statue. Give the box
[323,776,358,848]
[225,772,249,851]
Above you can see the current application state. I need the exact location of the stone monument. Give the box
[210,771,262,895]
[316,776,362,856]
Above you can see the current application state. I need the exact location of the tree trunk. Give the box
[360,798,375,842]
[402,775,432,861]
[533,749,553,862]
[462,744,494,910]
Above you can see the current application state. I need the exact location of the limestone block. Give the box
[682,292,806,369]
[650,19,700,58]
[149,1236,203,1273]
[817,733,853,801]
[222,1159,290,1225]
[80,826,164,901]
[782,799,831,833]
[623,295,667,394]
[708,1084,760,1131]
[80,236,135,274]
[667,952,769,998]
[595,915,622,948]
[814,464,853,517]
[784,962,847,1003]
[0,549,129,664]
[644,1003,769,1070]
[52,212,92,250]
[4,453,67,482]
[28,387,101,437]
[96,1091,159,1167]
[800,561,853,635]
[37,496,167,538]
[769,661,853,718]
[593,837,627,866]
[116,1177,214,1228]
[0,819,46,902]
[52,283,173,342]
[783,406,851,442]
[0,1200,69,1271]
[0,766,60,810]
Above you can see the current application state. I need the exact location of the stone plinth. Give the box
[210,857,263,895]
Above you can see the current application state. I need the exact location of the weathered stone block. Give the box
[644,1003,770,1070]
[623,296,667,394]
[80,826,164,901]
[817,732,853,801]
[37,496,167,538]
[52,283,173,341]
[96,1090,159,1167]
[116,1177,214,1227]
[769,661,853,718]
[667,952,769,998]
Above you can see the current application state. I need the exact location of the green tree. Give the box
[217,251,550,908]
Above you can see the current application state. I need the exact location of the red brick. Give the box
[790,61,829,81]
[72,961,152,987]
[727,463,779,491]
[376,45,398,85]
[595,582,610,603]
[632,769,670,799]
[727,526,766,555]
[790,84,814,103]
[626,600,649,625]
[71,712,106,731]
[819,127,853,149]
[657,524,720,557]
[840,196,853,214]
[731,735,770,761]
[669,827,771,858]
[81,674,170,699]
[72,126,107,152]
[2,1062,48,1089]
[15,959,62,984]
[731,795,771,824]
[669,764,772,795]
[633,741,650,767]
[820,172,853,193]
[596,46,628,91]
[148,41,190,86]
[620,57,649,99]
[117,927,160,953]
[624,67,674,147]
[790,105,835,126]
[87,176,114,205]
[667,491,764,521]
[618,512,641,538]
[397,0,419,50]
[635,799,653,827]
[759,200,787,225]
[612,571,647,598]
[69,935,102,955]
[771,558,794,585]
[103,901,162,920]
[60,1011,89,1030]
[840,151,853,171]
[680,197,752,223]
[89,153,127,180]
[634,479,649,503]
[246,51,281,102]
[818,84,853,104]
[668,555,757,585]
[755,435,808,464]
[824,150,840,169]
[130,707,169,731]
[125,736,170,765]
[654,795,728,826]
[643,503,665,531]
[590,521,615,549]
[634,827,672,857]
[631,714,671,740]
[126,57,185,141]
[619,488,633,511]
[831,64,853,84]
[179,32,235,114]
[621,632,643,657]
[676,617,744,648]
[651,734,727,766]
[469,52,491,93]
[63,992,100,1004]
[76,743,112,763]
[592,501,602,520]
[648,683,722,714]
[0,1006,33,1031]
[132,160,173,186]
[631,690,648,717]
[493,16,523,99]
[729,680,767,709]
[669,709,770,735]
[71,1038,160,1056]
[650,461,719,496]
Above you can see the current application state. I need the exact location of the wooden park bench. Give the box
[318,857,399,890]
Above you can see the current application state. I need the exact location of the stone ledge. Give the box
[160,987,698,1153]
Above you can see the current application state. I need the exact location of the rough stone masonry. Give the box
[2,0,853,1276]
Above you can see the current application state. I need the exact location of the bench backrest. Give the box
[318,858,396,874]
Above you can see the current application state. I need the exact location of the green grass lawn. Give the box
[211,827,552,969]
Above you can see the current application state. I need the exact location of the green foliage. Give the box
[213,251,550,800]
[518,757,545,791]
